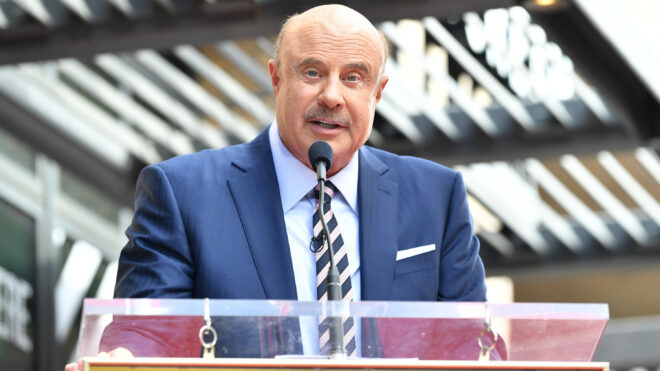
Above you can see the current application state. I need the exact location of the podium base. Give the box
[82,357,609,371]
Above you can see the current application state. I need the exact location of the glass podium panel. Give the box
[76,299,608,362]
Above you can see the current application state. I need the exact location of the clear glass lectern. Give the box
[76,299,609,370]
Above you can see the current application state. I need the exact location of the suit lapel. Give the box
[226,130,297,300]
[358,147,399,300]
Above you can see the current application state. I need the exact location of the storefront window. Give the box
[0,199,36,371]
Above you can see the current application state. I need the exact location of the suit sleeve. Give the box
[114,164,195,298]
[438,172,487,301]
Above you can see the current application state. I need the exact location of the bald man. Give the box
[105,3,486,360]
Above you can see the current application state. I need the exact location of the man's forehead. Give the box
[284,24,383,64]
[280,9,385,54]
[289,18,370,41]
[293,26,378,48]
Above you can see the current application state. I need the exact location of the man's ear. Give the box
[374,75,389,103]
[268,59,280,96]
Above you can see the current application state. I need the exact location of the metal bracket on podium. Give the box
[199,298,217,359]
[478,302,498,361]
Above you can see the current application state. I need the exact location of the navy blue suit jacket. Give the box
[111,128,487,357]
[115,128,485,302]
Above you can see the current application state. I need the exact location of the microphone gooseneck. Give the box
[307,141,346,359]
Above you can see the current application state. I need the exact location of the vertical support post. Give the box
[35,155,59,371]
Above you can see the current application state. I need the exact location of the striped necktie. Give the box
[313,181,356,357]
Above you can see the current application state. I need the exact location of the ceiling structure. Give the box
[0,0,659,271]
[2,1,660,369]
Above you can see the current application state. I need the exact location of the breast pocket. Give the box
[392,250,439,301]
[394,249,437,277]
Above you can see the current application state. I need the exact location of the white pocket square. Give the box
[396,244,435,261]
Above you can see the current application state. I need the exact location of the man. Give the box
[100,2,486,360]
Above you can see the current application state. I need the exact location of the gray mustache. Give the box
[303,106,350,126]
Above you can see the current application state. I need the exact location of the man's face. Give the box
[269,21,388,175]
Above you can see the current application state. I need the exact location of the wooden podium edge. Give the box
[82,357,610,371]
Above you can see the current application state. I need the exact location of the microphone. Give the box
[307,141,346,359]
[308,140,333,182]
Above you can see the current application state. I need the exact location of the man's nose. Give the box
[318,78,345,109]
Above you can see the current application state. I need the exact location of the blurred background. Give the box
[0,0,659,370]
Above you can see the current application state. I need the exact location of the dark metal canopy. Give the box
[1,0,659,262]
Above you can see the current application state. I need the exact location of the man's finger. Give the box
[108,347,134,358]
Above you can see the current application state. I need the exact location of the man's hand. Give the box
[64,347,134,371]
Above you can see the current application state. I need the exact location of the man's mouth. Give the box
[311,119,341,129]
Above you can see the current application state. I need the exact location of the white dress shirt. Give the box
[268,122,361,355]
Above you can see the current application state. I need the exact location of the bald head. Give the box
[267,4,390,176]
[274,4,388,73]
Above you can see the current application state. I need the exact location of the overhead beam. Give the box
[133,49,260,143]
[560,154,652,247]
[0,0,515,65]
[376,118,638,166]
[458,162,553,255]
[0,92,141,207]
[94,53,229,149]
[526,1,660,143]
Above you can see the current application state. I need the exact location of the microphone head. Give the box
[308,141,333,171]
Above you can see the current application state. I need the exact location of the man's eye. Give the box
[345,75,360,82]
[306,70,319,78]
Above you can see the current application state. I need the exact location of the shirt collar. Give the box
[269,121,359,214]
